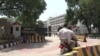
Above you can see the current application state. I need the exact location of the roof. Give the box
[12,21,21,25]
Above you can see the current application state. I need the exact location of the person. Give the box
[57,23,78,54]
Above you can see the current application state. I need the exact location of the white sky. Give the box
[39,0,68,21]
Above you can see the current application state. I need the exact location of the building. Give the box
[76,20,88,34]
[75,20,98,34]
[43,14,90,36]
[44,14,66,35]
[0,18,22,38]
[0,18,11,35]
[43,21,48,28]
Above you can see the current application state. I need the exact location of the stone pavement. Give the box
[0,36,100,56]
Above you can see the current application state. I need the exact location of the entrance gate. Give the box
[21,27,47,43]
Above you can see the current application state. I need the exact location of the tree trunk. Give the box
[86,24,91,34]
[84,20,91,34]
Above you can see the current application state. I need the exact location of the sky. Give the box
[39,0,68,21]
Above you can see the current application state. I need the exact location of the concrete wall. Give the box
[13,25,21,38]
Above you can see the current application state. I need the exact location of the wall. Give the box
[13,25,21,38]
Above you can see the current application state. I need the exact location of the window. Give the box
[16,27,19,31]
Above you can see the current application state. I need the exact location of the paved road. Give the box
[0,36,100,56]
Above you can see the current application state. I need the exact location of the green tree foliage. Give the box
[36,20,44,27]
[65,0,79,25]
[0,0,46,26]
[65,0,100,33]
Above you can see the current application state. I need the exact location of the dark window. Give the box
[16,27,19,31]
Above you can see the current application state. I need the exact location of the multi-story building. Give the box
[43,14,66,35]
[43,21,48,28]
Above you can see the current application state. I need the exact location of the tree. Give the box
[65,0,100,33]
[65,0,79,25]
[78,0,100,33]
[36,20,44,27]
[0,0,46,26]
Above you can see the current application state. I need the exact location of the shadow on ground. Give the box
[0,39,52,52]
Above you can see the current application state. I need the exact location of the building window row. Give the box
[50,19,65,25]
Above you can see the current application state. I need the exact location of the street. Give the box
[0,36,100,56]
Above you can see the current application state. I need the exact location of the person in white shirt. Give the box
[57,24,78,54]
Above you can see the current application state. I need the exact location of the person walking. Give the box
[57,24,78,54]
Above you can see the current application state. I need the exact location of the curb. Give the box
[0,41,22,50]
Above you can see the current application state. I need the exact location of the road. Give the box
[0,36,100,56]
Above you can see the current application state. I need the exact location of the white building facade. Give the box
[43,14,66,35]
